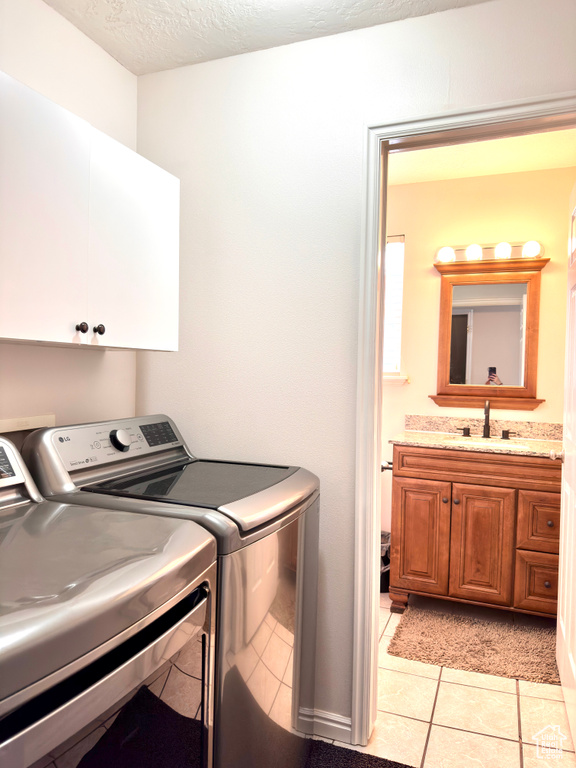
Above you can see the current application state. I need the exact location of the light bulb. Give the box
[522,240,541,258]
[465,244,483,261]
[495,242,512,259]
[436,246,456,263]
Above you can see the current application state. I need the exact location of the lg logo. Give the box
[58,436,71,443]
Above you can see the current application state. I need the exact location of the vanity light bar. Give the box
[435,241,543,263]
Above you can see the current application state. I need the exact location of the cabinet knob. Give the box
[550,449,565,462]
[547,520,554,528]
[93,324,106,336]
[453,498,460,505]
[442,497,449,504]
[544,581,552,589]
[75,322,89,333]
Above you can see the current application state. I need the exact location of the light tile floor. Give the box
[331,593,575,768]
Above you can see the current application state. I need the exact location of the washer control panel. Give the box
[49,415,185,471]
[0,446,16,480]
[0,439,30,491]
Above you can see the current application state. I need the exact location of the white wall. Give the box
[136,0,576,733]
[0,0,137,426]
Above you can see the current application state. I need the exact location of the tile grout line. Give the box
[377,663,442,683]
[374,708,434,726]
[517,678,524,768]
[379,610,392,640]
[415,676,517,694]
[419,666,443,768]
[413,721,524,745]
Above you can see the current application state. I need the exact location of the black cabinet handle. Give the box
[453,499,460,505]
[544,581,552,589]
[93,324,106,335]
[547,520,554,528]
[75,322,89,333]
[442,497,449,504]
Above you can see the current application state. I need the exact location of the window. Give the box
[382,235,405,374]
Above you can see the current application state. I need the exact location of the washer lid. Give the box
[85,460,318,532]
[0,499,216,704]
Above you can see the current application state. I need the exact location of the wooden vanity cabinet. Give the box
[389,445,561,616]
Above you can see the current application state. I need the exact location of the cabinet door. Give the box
[0,73,90,344]
[391,477,451,595]
[449,484,516,606]
[87,131,180,350]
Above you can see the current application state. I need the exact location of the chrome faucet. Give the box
[483,400,491,438]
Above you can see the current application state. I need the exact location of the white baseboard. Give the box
[298,707,353,743]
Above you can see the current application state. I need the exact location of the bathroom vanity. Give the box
[389,432,562,617]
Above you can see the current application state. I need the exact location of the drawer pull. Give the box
[442,497,448,504]
[453,499,460,505]
[547,520,554,528]
[544,581,552,589]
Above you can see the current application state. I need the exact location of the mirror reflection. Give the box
[449,282,528,387]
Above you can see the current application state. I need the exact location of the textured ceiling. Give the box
[42,0,492,75]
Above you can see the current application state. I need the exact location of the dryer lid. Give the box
[0,499,215,705]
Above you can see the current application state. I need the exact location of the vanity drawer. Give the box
[516,490,561,553]
[514,550,558,615]
[392,445,561,493]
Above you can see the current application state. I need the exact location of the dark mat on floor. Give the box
[306,740,412,768]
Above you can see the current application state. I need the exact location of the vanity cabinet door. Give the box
[449,484,516,606]
[391,477,451,596]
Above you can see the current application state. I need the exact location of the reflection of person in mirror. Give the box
[486,370,503,385]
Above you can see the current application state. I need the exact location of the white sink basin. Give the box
[443,437,531,450]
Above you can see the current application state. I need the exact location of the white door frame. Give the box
[352,91,576,745]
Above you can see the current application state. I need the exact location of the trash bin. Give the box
[380,531,390,593]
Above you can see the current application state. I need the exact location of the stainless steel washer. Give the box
[23,415,320,768]
[0,436,217,768]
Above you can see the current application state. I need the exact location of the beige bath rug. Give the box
[387,605,560,685]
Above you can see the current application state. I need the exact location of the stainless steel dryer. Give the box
[0,436,217,768]
[23,415,320,768]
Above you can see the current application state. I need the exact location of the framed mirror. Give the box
[430,258,549,410]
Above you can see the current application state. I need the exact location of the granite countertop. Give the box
[390,430,563,459]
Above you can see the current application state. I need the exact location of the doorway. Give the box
[352,95,576,747]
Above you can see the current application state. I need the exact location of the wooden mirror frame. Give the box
[430,258,549,410]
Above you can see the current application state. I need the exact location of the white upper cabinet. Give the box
[0,72,179,351]
[0,72,90,344]
[88,132,179,351]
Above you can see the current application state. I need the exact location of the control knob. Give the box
[110,428,131,452]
